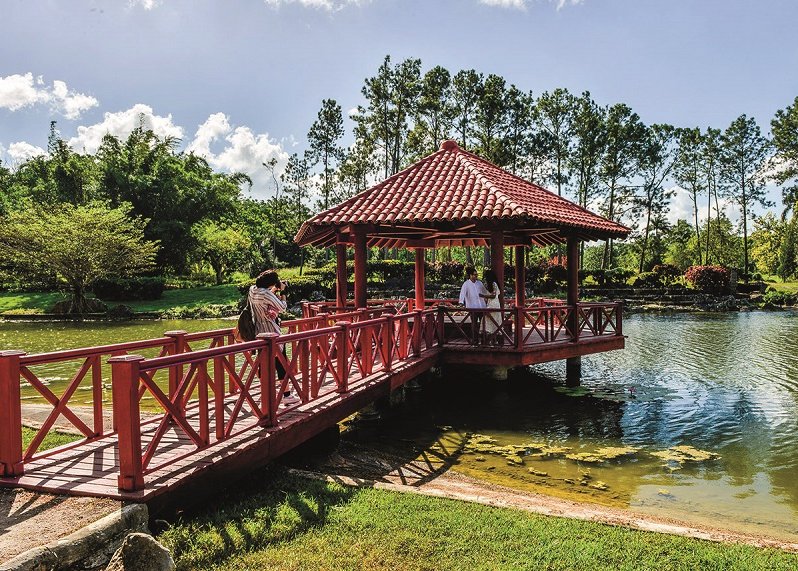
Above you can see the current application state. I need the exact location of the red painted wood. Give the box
[109,355,145,492]
[353,227,368,309]
[0,351,25,477]
[491,230,505,291]
[514,245,525,307]
[336,242,348,307]
[567,236,580,340]
[414,248,426,310]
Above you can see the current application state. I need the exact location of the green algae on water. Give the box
[650,445,720,470]
[565,446,639,464]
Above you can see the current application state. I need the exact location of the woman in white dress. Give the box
[480,269,503,345]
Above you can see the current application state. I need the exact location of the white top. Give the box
[459,279,486,309]
[483,282,501,309]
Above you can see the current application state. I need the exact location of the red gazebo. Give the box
[295,139,629,317]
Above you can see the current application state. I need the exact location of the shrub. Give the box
[285,276,326,301]
[684,265,730,295]
[605,268,635,286]
[652,264,681,286]
[631,272,661,288]
[431,261,466,284]
[93,277,165,301]
[370,260,414,283]
[762,290,797,306]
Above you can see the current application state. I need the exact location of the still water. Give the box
[338,311,798,542]
[2,313,797,540]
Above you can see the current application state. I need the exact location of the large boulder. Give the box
[104,533,174,571]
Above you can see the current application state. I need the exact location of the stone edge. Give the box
[0,503,149,571]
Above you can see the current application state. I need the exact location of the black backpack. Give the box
[236,303,256,341]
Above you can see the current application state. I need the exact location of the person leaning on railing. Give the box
[249,270,297,404]
[459,266,486,345]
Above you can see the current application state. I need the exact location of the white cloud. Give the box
[67,103,183,153]
[478,0,584,9]
[129,0,162,9]
[188,113,290,199]
[264,0,368,11]
[7,141,46,163]
[0,73,98,119]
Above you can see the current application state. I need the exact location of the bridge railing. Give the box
[108,308,442,491]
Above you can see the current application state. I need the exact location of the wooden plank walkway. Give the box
[2,352,438,502]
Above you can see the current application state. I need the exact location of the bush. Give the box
[762,290,797,306]
[684,265,730,295]
[285,276,327,301]
[93,277,165,301]
[631,272,661,288]
[652,264,681,286]
[370,260,414,283]
[606,268,635,286]
[430,261,465,284]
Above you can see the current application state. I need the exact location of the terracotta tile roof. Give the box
[295,140,630,246]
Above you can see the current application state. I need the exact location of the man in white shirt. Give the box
[459,267,485,344]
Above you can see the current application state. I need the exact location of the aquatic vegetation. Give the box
[463,433,572,465]
[589,481,609,491]
[565,446,639,464]
[553,386,591,397]
[528,468,548,477]
[650,445,720,469]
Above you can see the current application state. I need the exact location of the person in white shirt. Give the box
[459,267,485,344]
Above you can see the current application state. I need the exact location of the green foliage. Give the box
[193,222,252,285]
[0,201,158,313]
[684,265,730,295]
[771,96,798,216]
[763,290,797,306]
[631,271,660,288]
[652,263,681,286]
[93,277,165,301]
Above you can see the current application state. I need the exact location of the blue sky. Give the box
[1,0,796,216]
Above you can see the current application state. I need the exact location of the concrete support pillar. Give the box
[414,248,426,310]
[353,227,368,309]
[335,242,348,308]
[566,356,582,387]
[514,245,525,307]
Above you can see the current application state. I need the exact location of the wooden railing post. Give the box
[382,315,394,372]
[257,333,278,426]
[0,351,25,477]
[412,310,423,356]
[335,321,351,393]
[109,355,145,492]
[164,330,187,403]
[360,324,373,376]
[514,306,524,350]
[436,307,445,347]
[616,301,623,336]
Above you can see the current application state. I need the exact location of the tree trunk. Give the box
[692,189,703,265]
[464,246,474,266]
[639,203,652,273]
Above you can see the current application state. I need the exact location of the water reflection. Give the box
[334,311,798,541]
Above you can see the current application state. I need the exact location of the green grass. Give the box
[21,426,81,451]
[158,469,798,571]
[0,291,66,314]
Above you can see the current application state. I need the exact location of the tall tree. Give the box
[406,65,453,159]
[451,69,483,152]
[307,99,345,211]
[674,127,706,264]
[599,103,645,268]
[534,88,575,197]
[473,74,509,165]
[720,115,772,279]
[634,124,676,272]
[701,127,723,263]
[771,96,798,216]
[504,86,535,176]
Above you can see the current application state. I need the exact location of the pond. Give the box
[336,311,798,542]
[2,312,797,541]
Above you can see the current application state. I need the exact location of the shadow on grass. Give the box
[159,466,359,570]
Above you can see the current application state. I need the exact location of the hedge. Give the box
[93,277,165,301]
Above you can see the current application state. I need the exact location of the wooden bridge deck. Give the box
[3,352,436,502]
[0,302,624,503]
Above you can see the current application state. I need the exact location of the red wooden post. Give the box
[165,330,187,403]
[353,227,368,309]
[360,324,373,376]
[91,355,103,436]
[382,315,394,372]
[197,361,210,446]
[514,245,525,307]
[491,230,505,291]
[213,355,225,441]
[411,310,423,356]
[436,306,445,347]
[0,351,25,477]
[336,241,348,308]
[615,301,623,336]
[335,321,351,393]
[257,333,278,426]
[109,355,145,491]
[414,248,426,310]
[514,306,524,350]
[567,236,580,341]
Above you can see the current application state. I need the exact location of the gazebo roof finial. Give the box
[440,139,458,151]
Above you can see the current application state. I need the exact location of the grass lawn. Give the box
[764,280,798,294]
[0,285,241,315]
[21,426,80,451]
[159,469,798,571]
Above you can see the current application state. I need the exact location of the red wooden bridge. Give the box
[0,299,622,502]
